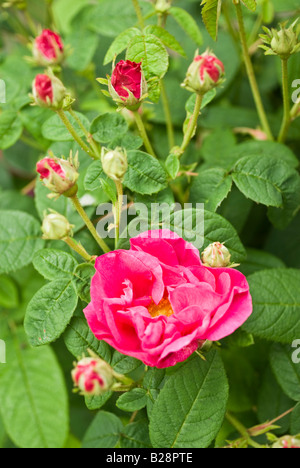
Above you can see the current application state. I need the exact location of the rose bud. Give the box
[32,73,66,109]
[108,60,148,109]
[201,242,231,268]
[71,357,114,396]
[101,147,128,182]
[182,50,225,95]
[36,153,79,198]
[272,436,300,449]
[42,211,74,240]
[33,29,64,66]
[260,21,300,59]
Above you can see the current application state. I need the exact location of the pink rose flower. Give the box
[33,29,64,66]
[84,230,252,369]
[108,60,147,109]
[32,74,66,109]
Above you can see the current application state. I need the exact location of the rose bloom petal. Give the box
[84,230,253,368]
[35,29,64,60]
[111,60,142,100]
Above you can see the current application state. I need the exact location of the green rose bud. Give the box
[42,211,74,240]
[201,242,231,268]
[101,147,128,182]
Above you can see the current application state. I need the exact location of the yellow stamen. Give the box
[147,297,174,318]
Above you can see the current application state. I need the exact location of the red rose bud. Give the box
[182,50,225,95]
[32,74,66,109]
[71,357,114,396]
[108,60,147,109]
[36,153,79,198]
[33,29,64,66]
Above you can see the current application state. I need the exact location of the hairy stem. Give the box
[132,0,145,31]
[69,108,101,159]
[133,110,157,158]
[234,1,273,141]
[278,58,291,143]
[70,195,110,254]
[114,180,123,249]
[56,110,97,160]
[160,80,175,151]
[180,94,203,156]
[64,237,93,262]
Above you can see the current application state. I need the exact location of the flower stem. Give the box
[133,110,157,158]
[234,1,274,141]
[70,194,110,254]
[56,110,97,160]
[160,80,175,150]
[114,180,123,249]
[69,108,101,159]
[180,94,203,156]
[226,412,263,449]
[278,58,291,143]
[132,0,145,31]
[64,237,93,262]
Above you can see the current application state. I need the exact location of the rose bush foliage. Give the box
[0,0,300,450]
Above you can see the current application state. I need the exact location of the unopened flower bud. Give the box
[108,60,148,110]
[201,242,231,268]
[101,147,128,182]
[260,21,300,59]
[182,50,225,95]
[36,153,79,198]
[71,357,114,396]
[155,0,172,14]
[32,73,66,109]
[33,29,64,67]
[272,435,300,449]
[42,211,73,240]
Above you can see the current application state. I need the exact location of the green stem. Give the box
[114,180,123,249]
[226,413,263,449]
[133,110,157,158]
[160,80,175,151]
[24,10,38,36]
[69,108,101,159]
[278,58,291,143]
[132,0,145,31]
[56,110,97,160]
[234,1,274,141]
[64,237,93,262]
[70,195,111,254]
[180,94,203,156]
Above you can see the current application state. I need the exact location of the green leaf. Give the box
[149,351,228,448]
[190,169,233,212]
[0,210,44,275]
[238,248,285,277]
[243,269,300,343]
[241,0,257,12]
[42,112,90,142]
[123,150,168,195]
[165,153,180,180]
[116,388,148,412]
[84,160,106,191]
[143,368,165,391]
[72,263,95,303]
[104,27,140,65]
[111,351,141,374]
[0,329,68,448]
[232,155,284,208]
[24,279,78,347]
[82,411,123,448]
[90,113,128,144]
[33,249,78,281]
[0,111,23,150]
[270,343,300,401]
[145,25,186,57]
[85,393,113,411]
[120,420,152,448]
[186,89,217,114]
[170,7,203,46]
[201,0,222,41]
[64,315,112,363]
[0,275,19,309]
[126,34,169,81]
[291,403,300,435]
